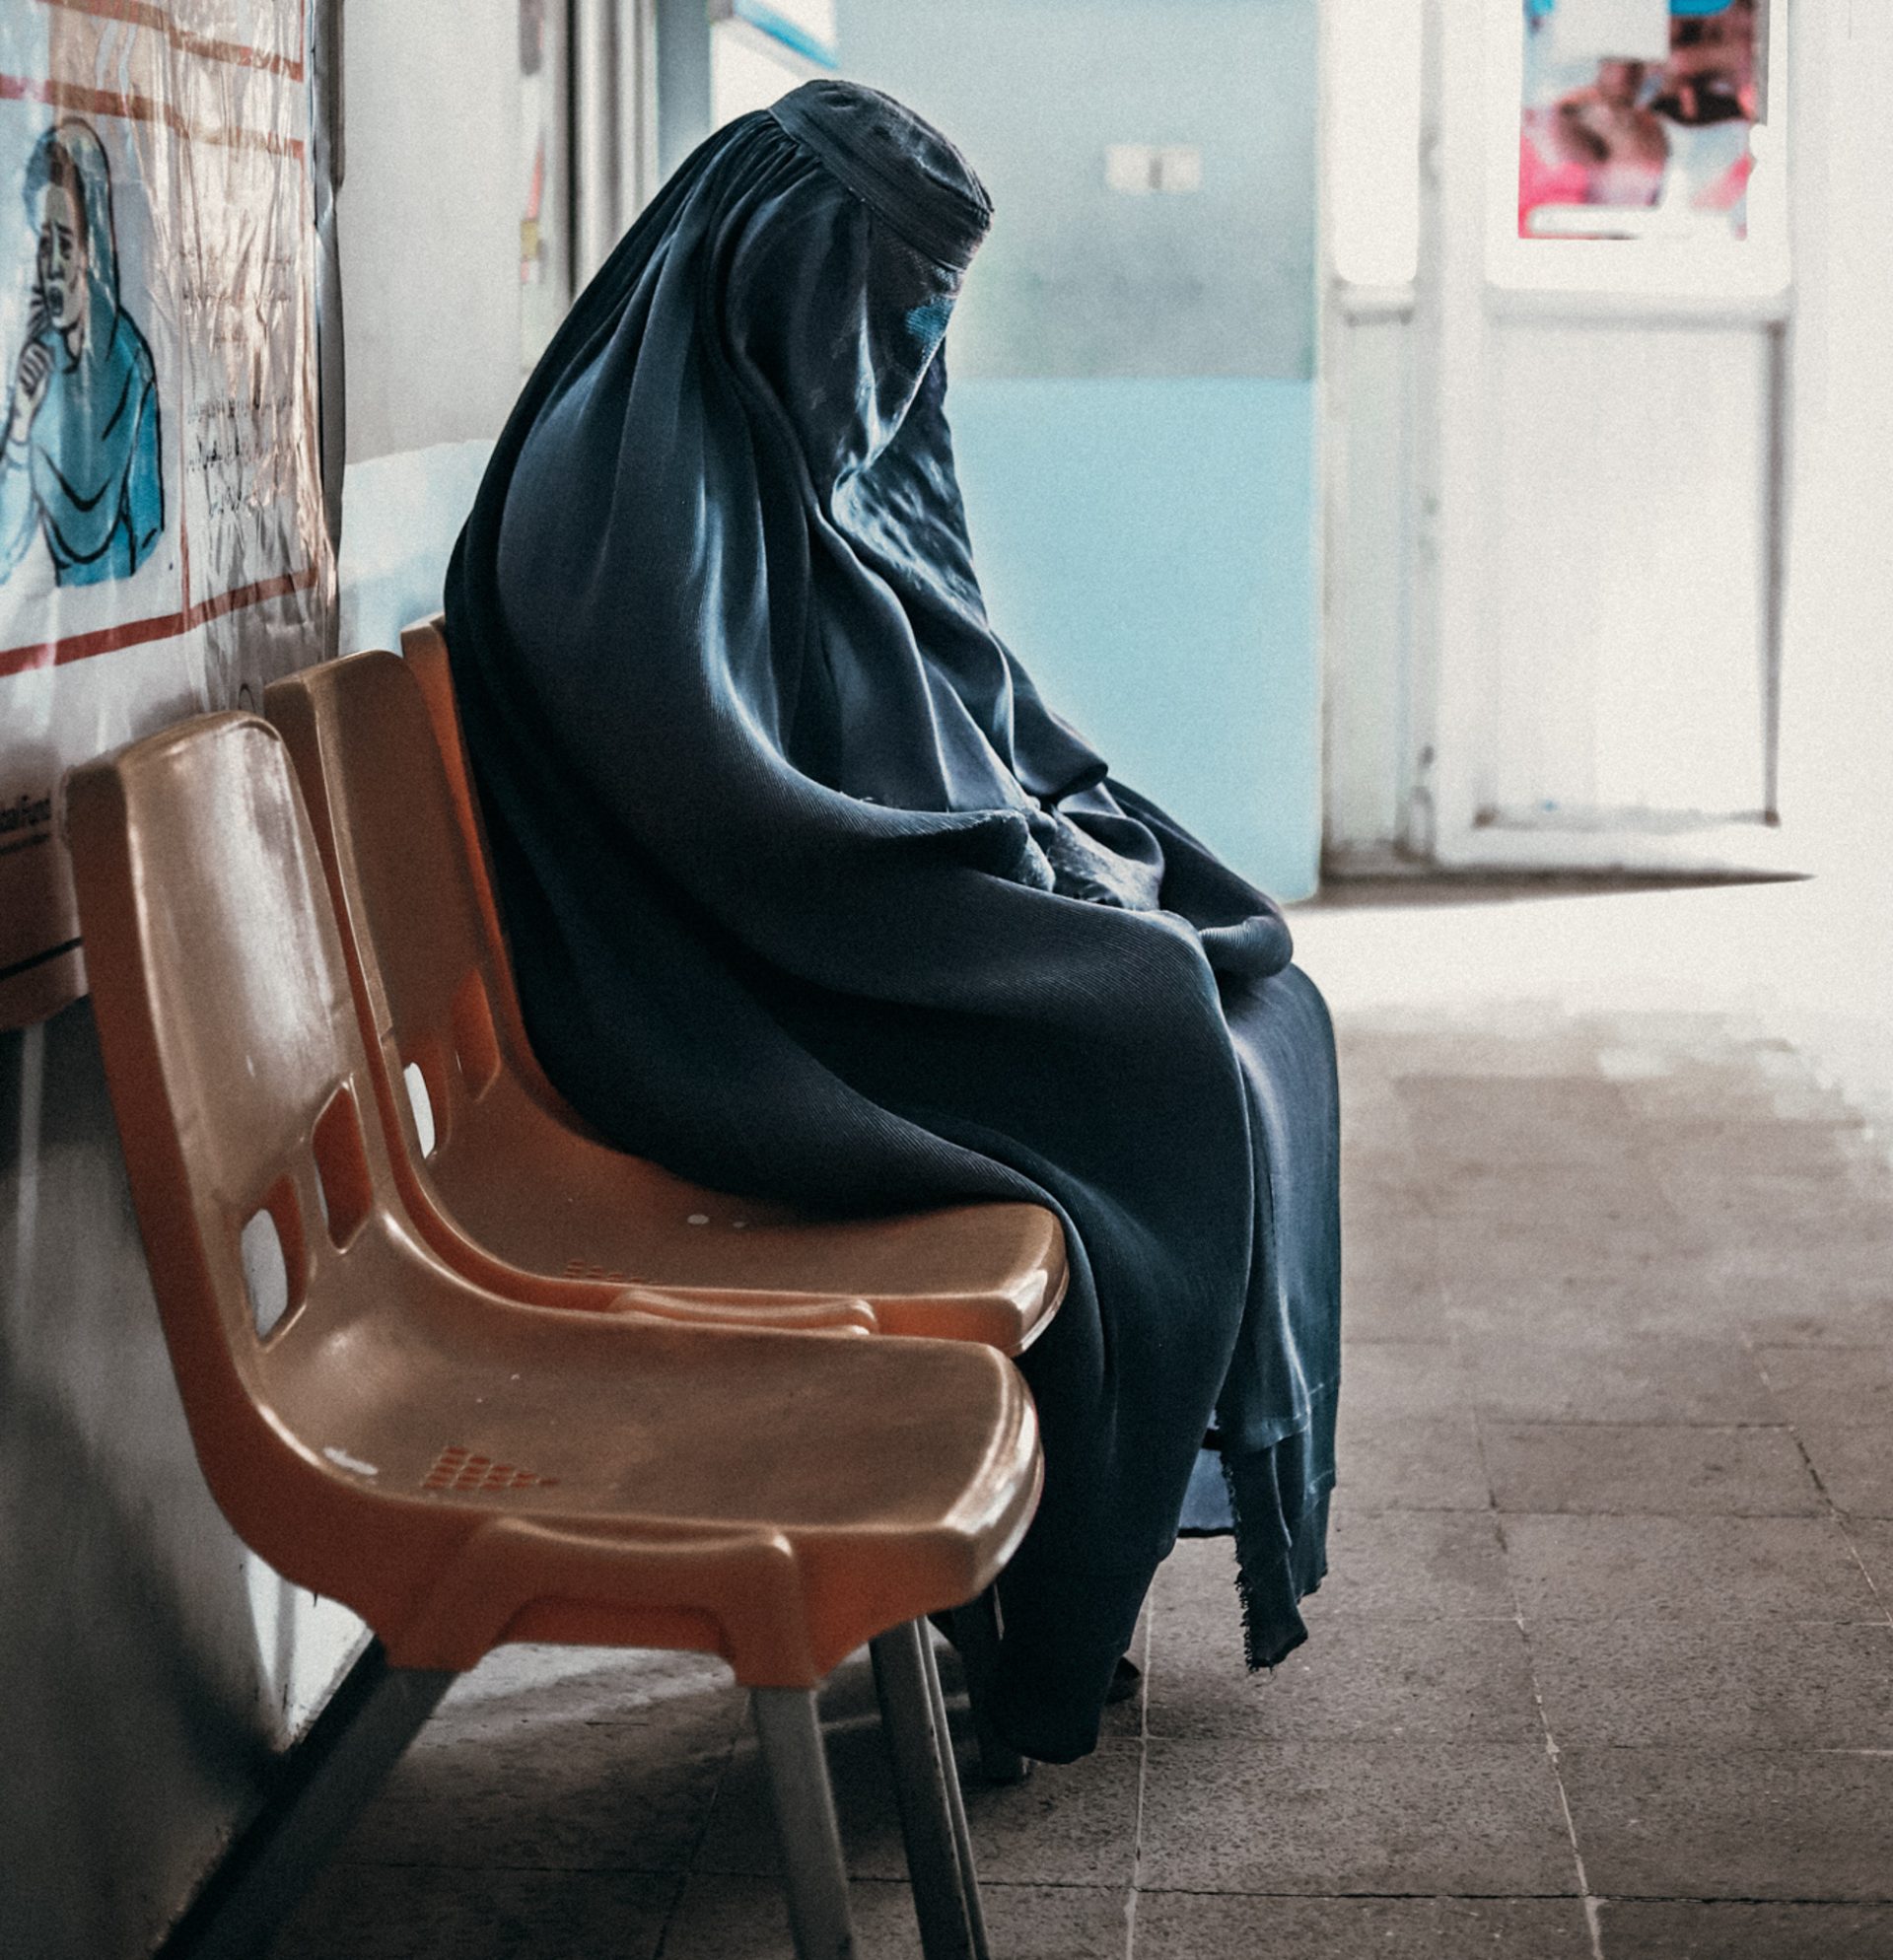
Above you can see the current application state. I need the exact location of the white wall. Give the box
[338,0,522,464]
[1776,5,1893,875]
[1753,2,1893,1142]
[1319,2,1893,1142]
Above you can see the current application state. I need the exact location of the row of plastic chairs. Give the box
[330,625,1062,1783]
[67,625,1070,1959]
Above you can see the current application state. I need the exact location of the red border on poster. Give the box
[0,568,319,679]
[36,0,306,82]
[0,73,304,158]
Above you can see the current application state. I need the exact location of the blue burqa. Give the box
[445,81,1341,1762]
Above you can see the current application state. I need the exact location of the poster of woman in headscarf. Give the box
[1518,0,1763,240]
[0,4,333,1029]
[0,120,166,594]
[0,108,177,625]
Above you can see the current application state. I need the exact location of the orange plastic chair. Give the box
[397,613,585,1128]
[267,641,1065,1355]
[68,711,1041,1960]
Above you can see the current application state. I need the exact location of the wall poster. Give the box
[0,0,335,1028]
[1519,0,1764,240]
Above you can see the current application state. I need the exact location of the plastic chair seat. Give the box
[267,643,1065,1353]
[217,1258,1038,1683]
[420,1074,1062,1347]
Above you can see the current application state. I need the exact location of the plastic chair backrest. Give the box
[268,651,720,1317]
[396,612,561,1105]
[397,615,517,1034]
[65,714,435,1577]
[267,651,511,1166]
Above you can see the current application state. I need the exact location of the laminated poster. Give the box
[1519,0,1762,241]
[0,0,333,1028]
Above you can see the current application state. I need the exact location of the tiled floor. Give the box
[269,979,1893,1957]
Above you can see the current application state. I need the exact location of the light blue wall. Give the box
[839,0,1322,897]
[950,377,1318,895]
[657,0,715,179]
[849,0,1316,383]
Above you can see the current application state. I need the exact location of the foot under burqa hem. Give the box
[980,1423,1336,1761]
[981,1557,1150,1764]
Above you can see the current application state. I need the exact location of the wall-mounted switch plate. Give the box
[1157,144,1202,192]
[1105,142,1202,194]
[1105,142,1157,193]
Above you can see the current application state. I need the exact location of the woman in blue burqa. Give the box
[0,119,163,588]
[446,80,1340,1763]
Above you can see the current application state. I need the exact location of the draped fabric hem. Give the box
[1218,1423,1336,1673]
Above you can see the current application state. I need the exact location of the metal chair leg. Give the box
[871,1622,988,1960]
[918,1623,991,1960]
[949,1589,1030,1785]
[157,1642,453,1960]
[751,1687,856,1960]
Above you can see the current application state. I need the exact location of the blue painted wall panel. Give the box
[949,376,1319,899]
[836,0,1326,896]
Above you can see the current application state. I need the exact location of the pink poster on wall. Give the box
[1519,0,1763,241]
[0,0,333,1028]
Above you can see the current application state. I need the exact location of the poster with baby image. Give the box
[0,3,334,1028]
[1519,0,1763,241]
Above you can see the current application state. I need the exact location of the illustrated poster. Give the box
[0,0,334,1027]
[1519,0,1763,241]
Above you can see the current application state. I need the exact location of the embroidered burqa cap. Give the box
[445,80,1340,1760]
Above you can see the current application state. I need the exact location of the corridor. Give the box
[270,877,1893,1959]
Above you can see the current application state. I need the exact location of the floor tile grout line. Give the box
[1838,1525,1893,1632]
[1349,1502,1850,1520]
[1126,1575,1153,1959]
[1095,1880,1893,1903]
[1459,1260,1591,1960]
[651,1707,743,1958]
[1471,1358,1602,1955]
[1493,1493,1607,1960]
[1769,1382,1893,1632]
[1452,1417,1830,1432]
[1545,1729,1605,1960]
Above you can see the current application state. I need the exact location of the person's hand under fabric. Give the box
[1024,803,1157,910]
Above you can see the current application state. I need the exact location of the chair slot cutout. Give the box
[313,1082,375,1247]
[401,1037,453,1156]
[241,1174,306,1339]
[403,1058,438,1157]
[450,967,501,1096]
